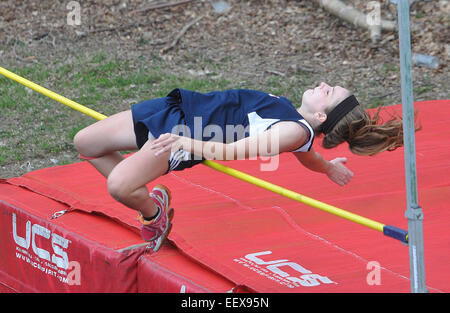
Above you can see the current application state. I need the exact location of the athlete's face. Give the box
[301,82,351,114]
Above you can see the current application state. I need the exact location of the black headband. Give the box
[320,95,360,134]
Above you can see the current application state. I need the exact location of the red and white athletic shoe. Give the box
[138,184,174,253]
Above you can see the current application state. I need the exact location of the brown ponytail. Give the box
[321,105,421,156]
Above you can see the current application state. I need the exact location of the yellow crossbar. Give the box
[1,66,409,242]
[0,66,107,121]
[203,160,385,232]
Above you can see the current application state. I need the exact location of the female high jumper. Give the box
[74,82,406,253]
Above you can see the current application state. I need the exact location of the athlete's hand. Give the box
[150,133,182,156]
[326,157,354,186]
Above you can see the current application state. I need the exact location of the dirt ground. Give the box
[0,0,449,178]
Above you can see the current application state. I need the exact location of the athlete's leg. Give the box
[73,110,138,178]
[74,109,169,217]
[74,109,173,247]
[106,139,170,218]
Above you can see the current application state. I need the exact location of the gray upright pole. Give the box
[397,0,427,293]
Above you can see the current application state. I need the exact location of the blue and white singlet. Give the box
[131,88,314,173]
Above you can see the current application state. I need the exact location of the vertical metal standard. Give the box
[397,0,427,293]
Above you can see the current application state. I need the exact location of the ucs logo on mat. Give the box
[11,213,81,286]
[234,251,335,289]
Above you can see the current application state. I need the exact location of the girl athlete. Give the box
[74,82,404,253]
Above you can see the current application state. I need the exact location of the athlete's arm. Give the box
[293,148,354,186]
[225,121,307,160]
[150,122,307,161]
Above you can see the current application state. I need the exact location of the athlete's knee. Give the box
[73,127,102,158]
[74,128,89,154]
[107,171,130,202]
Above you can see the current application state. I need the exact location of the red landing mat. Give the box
[0,100,449,293]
